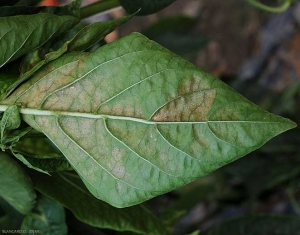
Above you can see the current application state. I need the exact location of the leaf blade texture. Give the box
[0,13,78,68]
[1,33,296,208]
[0,152,36,214]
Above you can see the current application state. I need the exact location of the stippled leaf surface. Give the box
[0,152,36,214]
[0,13,78,68]
[31,171,167,234]
[1,33,296,208]
[120,0,177,15]
[21,195,68,235]
[206,215,300,235]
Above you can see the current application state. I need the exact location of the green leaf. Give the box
[11,151,50,174]
[31,171,167,234]
[142,16,209,59]
[0,105,20,143]
[3,127,32,146]
[207,215,300,235]
[15,136,61,157]
[42,0,82,19]
[120,0,178,15]
[0,152,36,214]
[5,15,133,98]
[12,135,72,171]
[0,197,24,230]
[0,62,19,100]
[0,13,79,68]
[21,195,68,235]
[20,155,73,172]
[67,14,134,52]
[20,49,44,75]
[1,33,296,208]
[0,77,17,100]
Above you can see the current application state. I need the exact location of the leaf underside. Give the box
[1,33,296,208]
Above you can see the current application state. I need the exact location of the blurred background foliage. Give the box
[1,0,299,234]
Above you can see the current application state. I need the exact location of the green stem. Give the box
[80,0,121,19]
[246,0,291,13]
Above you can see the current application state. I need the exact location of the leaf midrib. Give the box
[7,106,287,125]
[0,105,286,125]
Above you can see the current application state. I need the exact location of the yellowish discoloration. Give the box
[178,74,210,96]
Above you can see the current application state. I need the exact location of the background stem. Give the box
[80,0,121,19]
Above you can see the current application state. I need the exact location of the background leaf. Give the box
[67,14,134,52]
[0,152,36,214]
[20,156,73,172]
[31,171,167,235]
[119,0,178,15]
[11,151,49,174]
[142,15,210,59]
[15,136,61,157]
[1,33,295,208]
[0,13,78,68]
[21,194,68,235]
[0,105,20,142]
[5,15,132,98]
[206,215,300,235]
[0,61,19,100]
[0,197,24,230]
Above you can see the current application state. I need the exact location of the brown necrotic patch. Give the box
[152,89,216,122]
